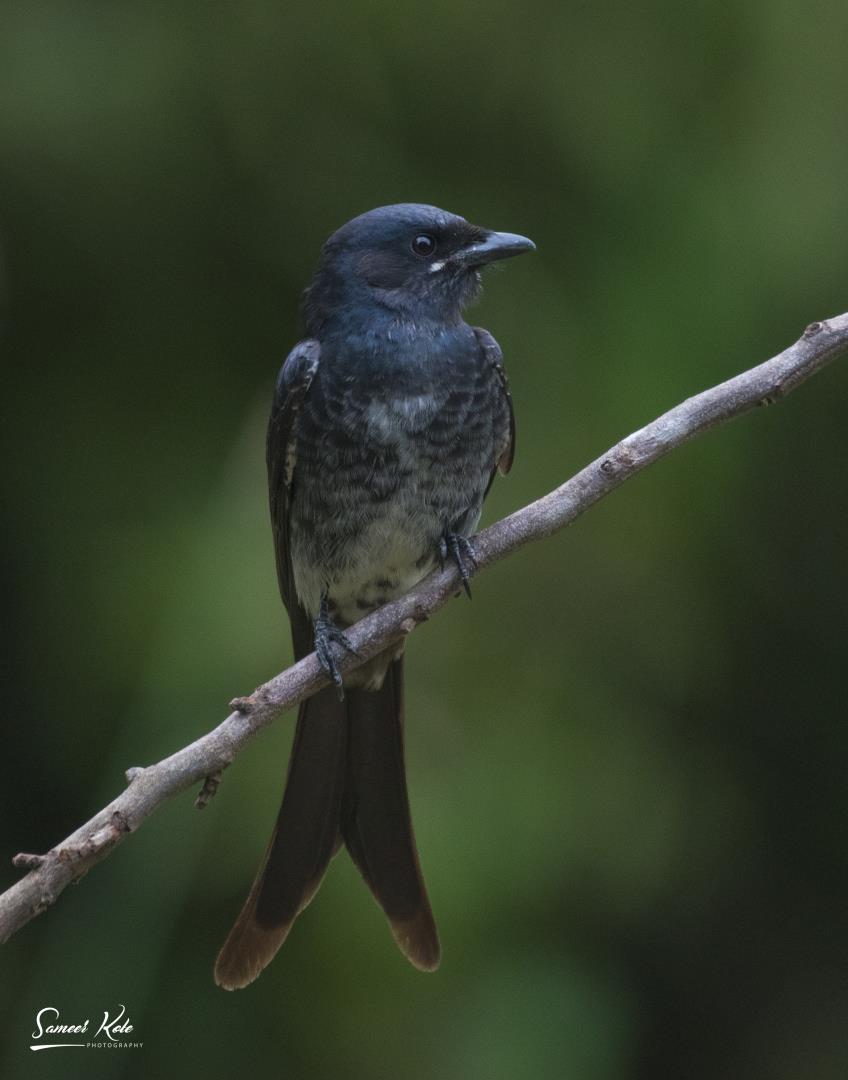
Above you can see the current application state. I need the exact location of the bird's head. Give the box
[302,203,535,332]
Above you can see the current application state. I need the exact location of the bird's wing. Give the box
[473,326,515,477]
[266,338,321,646]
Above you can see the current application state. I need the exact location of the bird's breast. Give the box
[289,331,496,622]
[364,391,444,441]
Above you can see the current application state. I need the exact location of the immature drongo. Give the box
[215,204,535,989]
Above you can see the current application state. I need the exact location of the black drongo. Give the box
[215,203,534,988]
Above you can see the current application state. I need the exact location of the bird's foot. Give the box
[439,531,479,599]
[315,597,359,700]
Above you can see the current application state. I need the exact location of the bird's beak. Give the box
[453,230,536,268]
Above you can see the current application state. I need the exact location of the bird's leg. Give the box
[314,594,359,700]
[439,530,479,599]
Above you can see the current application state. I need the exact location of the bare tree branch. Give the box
[2,313,847,945]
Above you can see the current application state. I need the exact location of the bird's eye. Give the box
[411,233,437,258]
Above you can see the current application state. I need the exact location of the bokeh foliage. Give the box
[2,2,847,1078]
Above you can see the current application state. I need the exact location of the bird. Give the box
[214,203,535,989]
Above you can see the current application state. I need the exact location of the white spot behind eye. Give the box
[429,260,445,273]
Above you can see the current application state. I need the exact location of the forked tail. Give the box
[214,657,438,989]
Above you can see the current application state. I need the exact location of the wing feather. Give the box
[266,339,320,653]
[473,326,516,487]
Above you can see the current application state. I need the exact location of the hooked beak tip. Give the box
[456,230,536,268]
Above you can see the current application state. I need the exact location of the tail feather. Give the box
[214,684,347,990]
[342,658,440,971]
[214,655,439,988]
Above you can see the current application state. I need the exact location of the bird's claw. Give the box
[315,599,359,700]
[440,531,478,599]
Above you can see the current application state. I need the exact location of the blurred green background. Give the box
[2,2,847,1077]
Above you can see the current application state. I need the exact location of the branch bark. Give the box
[2,313,847,945]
